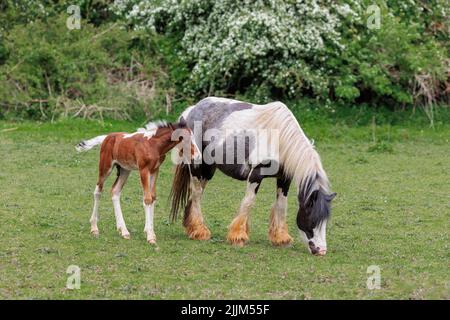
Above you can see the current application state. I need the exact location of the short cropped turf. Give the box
[0,119,448,299]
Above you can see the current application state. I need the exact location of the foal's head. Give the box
[171,121,202,163]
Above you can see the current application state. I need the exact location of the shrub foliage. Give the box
[114,0,448,107]
[0,0,448,120]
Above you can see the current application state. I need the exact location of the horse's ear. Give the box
[327,192,337,201]
[179,118,187,128]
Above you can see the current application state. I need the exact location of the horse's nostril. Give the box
[309,241,326,256]
[308,241,317,254]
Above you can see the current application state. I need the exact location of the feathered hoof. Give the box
[186,224,211,241]
[90,228,99,237]
[227,232,249,247]
[269,230,293,247]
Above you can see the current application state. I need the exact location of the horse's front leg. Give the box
[227,177,261,247]
[268,177,293,246]
[140,167,156,244]
[145,168,159,244]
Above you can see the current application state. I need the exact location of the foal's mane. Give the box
[132,120,187,140]
[144,120,169,131]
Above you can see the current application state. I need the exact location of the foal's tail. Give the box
[169,163,191,222]
[75,135,107,152]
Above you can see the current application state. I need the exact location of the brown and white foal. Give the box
[76,121,201,244]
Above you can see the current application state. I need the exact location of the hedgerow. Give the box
[113,0,448,110]
[0,9,173,120]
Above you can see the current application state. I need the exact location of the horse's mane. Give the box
[252,102,330,199]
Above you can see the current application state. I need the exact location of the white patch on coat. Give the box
[89,185,102,233]
[237,182,259,216]
[144,201,156,242]
[206,96,240,104]
[217,97,329,195]
[274,188,288,212]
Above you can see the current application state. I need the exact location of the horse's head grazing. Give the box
[296,180,336,256]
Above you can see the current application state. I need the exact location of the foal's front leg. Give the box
[140,168,156,244]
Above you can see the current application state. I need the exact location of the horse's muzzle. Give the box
[309,241,327,256]
[315,248,327,256]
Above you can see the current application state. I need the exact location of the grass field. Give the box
[0,119,448,299]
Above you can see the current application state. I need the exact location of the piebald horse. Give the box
[76,121,201,244]
[170,97,336,255]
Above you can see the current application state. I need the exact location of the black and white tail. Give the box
[75,135,107,152]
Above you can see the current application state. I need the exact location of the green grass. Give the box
[0,119,448,299]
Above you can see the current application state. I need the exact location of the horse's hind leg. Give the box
[90,153,114,236]
[111,166,131,239]
[183,176,211,240]
[90,184,102,237]
[268,177,293,246]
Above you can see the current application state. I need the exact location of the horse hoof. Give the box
[231,240,246,247]
[271,240,292,247]
[187,225,211,241]
[117,227,130,239]
[147,239,156,245]
[270,237,293,247]
[90,230,99,237]
[120,232,130,240]
[227,235,248,247]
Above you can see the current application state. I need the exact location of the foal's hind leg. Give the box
[111,166,131,239]
[89,185,102,237]
[268,177,293,246]
[90,156,114,236]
